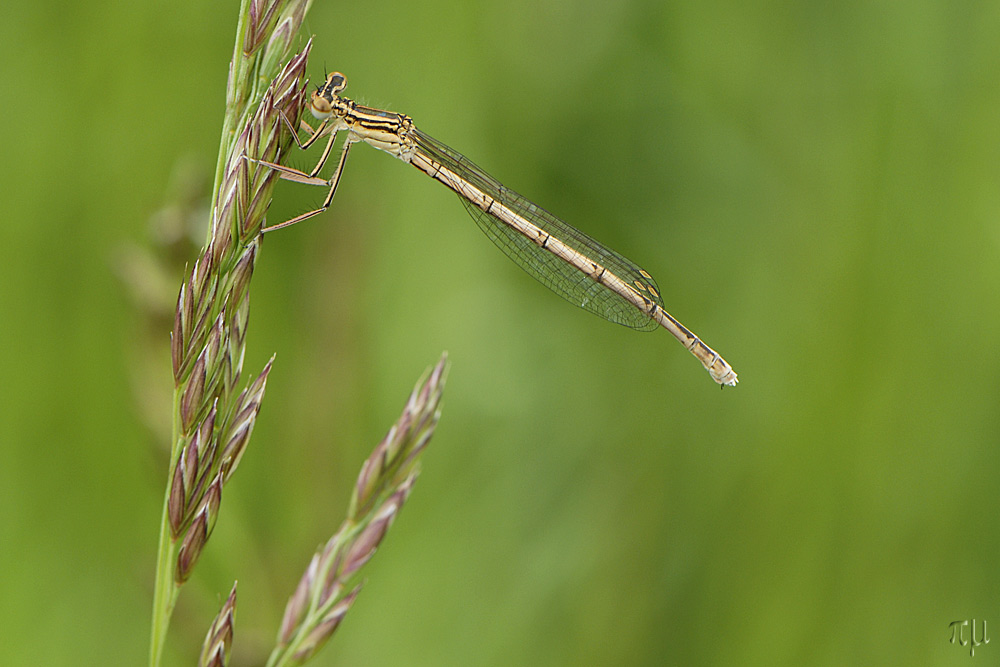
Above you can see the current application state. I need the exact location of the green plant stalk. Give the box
[148,391,184,667]
[210,7,250,211]
[265,356,448,666]
[148,0,312,663]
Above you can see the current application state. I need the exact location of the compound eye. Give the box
[326,72,347,94]
[310,94,333,119]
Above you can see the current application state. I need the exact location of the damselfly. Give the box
[254,72,738,386]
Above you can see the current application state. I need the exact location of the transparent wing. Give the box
[413,129,661,331]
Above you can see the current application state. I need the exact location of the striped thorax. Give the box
[309,72,417,161]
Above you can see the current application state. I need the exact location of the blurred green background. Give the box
[2,1,999,664]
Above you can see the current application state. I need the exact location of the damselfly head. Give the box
[310,72,347,120]
[318,72,346,98]
[309,93,333,119]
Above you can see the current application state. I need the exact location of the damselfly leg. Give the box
[248,113,353,232]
